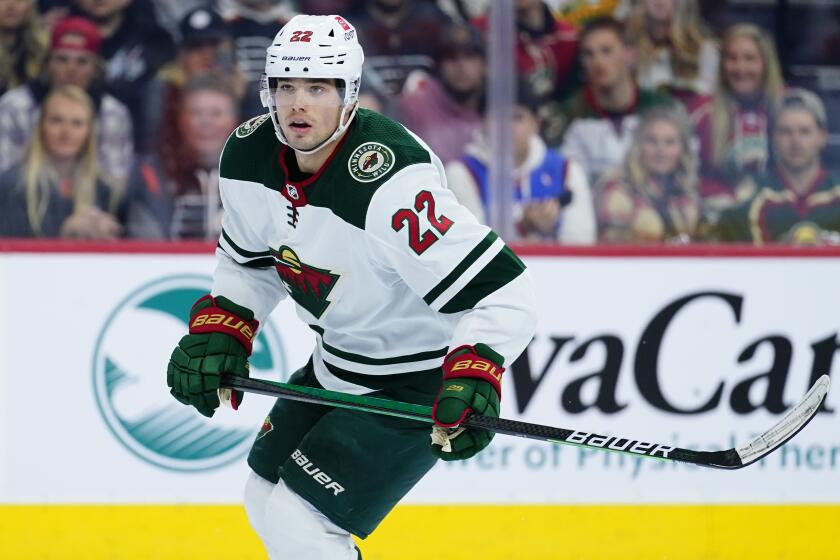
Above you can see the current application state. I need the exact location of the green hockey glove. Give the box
[430,344,504,461]
[166,295,259,417]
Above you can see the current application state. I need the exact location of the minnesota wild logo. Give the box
[235,114,270,138]
[348,142,395,183]
[272,246,340,319]
[785,221,821,245]
[256,415,274,440]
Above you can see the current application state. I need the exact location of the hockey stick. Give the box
[220,373,830,470]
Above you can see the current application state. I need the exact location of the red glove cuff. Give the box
[443,345,504,397]
[188,295,259,355]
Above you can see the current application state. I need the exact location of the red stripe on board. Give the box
[512,243,840,257]
[0,239,839,257]
[0,239,216,254]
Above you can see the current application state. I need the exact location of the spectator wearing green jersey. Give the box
[714,89,840,244]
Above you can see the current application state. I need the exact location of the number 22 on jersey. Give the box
[391,190,454,255]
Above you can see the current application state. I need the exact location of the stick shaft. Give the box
[221,375,740,468]
[223,375,829,470]
[223,375,433,422]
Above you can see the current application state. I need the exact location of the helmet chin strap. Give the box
[276,103,359,156]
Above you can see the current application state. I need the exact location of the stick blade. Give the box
[735,375,830,467]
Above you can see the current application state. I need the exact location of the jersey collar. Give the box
[277,127,353,207]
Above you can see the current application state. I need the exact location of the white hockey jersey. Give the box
[212,109,536,394]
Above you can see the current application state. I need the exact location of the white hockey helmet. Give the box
[261,14,364,154]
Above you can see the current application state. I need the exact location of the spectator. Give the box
[125,75,239,240]
[473,0,579,144]
[399,21,484,164]
[72,0,176,149]
[0,85,121,238]
[144,6,244,154]
[596,103,704,243]
[554,17,673,185]
[0,0,46,96]
[219,0,296,118]
[625,0,718,104]
[347,0,453,96]
[715,89,840,244]
[690,23,784,211]
[0,16,133,185]
[151,0,214,36]
[445,85,596,244]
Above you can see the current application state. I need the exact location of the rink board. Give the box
[0,244,838,556]
[1,504,838,559]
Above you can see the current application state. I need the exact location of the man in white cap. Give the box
[165,13,537,559]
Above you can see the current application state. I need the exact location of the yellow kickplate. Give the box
[0,504,836,559]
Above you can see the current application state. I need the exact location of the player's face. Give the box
[773,109,827,174]
[41,94,92,161]
[581,30,632,90]
[274,78,343,151]
[640,119,683,177]
[723,36,765,99]
[48,48,99,89]
[179,90,238,166]
[0,0,31,31]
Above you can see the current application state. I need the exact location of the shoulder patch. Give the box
[348,142,396,183]
[235,114,270,138]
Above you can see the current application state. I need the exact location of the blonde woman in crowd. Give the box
[596,104,704,242]
[0,17,134,186]
[0,0,46,96]
[625,0,718,103]
[0,85,121,238]
[689,23,784,210]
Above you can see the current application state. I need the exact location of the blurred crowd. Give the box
[0,0,838,245]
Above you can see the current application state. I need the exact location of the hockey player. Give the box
[166,14,536,559]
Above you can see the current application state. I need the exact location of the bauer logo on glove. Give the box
[167,295,258,417]
[430,344,504,461]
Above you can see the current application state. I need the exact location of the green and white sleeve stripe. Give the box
[218,228,275,268]
[422,232,526,313]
